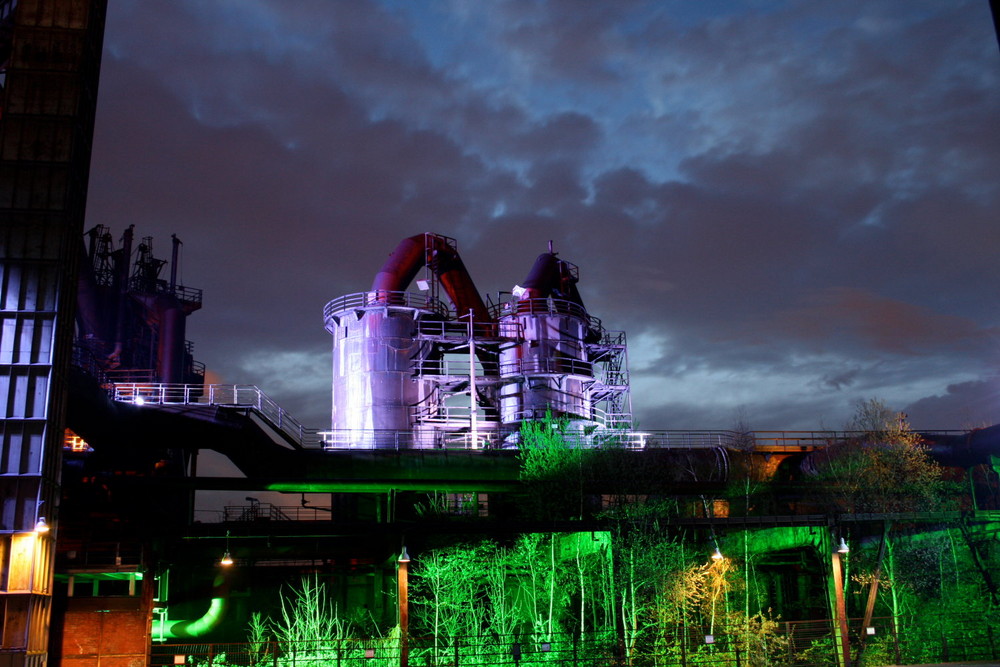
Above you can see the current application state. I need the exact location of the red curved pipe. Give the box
[371,235,425,294]
[371,233,492,323]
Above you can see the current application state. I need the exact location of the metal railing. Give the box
[317,428,508,450]
[499,357,594,377]
[411,356,607,380]
[71,343,113,386]
[151,632,616,667]
[222,503,330,522]
[168,283,203,306]
[107,383,964,453]
[409,404,500,424]
[589,370,630,390]
[323,291,450,324]
[111,383,325,448]
[491,296,598,327]
[411,358,502,377]
[414,318,514,341]
[104,369,158,384]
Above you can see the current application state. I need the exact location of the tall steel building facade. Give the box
[0,1,107,664]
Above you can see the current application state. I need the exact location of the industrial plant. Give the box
[323,233,630,449]
[2,3,1000,667]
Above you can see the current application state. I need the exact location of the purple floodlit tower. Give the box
[322,233,631,448]
[498,250,601,425]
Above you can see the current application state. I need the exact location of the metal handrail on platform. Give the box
[111,383,325,448]
[107,383,963,452]
[323,290,450,325]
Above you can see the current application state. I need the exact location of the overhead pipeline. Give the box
[923,424,1000,469]
[371,233,492,323]
[153,573,230,640]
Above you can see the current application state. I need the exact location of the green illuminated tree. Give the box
[614,531,685,665]
[411,541,495,645]
[512,533,561,638]
[518,410,587,520]
[484,543,524,639]
[851,528,999,655]
[240,575,398,667]
[560,531,615,635]
[410,531,619,661]
[271,575,349,645]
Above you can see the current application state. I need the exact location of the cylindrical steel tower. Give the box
[324,292,443,448]
[498,297,593,424]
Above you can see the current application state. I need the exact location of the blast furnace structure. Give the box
[42,227,1000,665]
[322,233,631,448]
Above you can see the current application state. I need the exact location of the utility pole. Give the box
[468,308,479,449]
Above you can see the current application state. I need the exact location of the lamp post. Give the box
[467,308,479,449]
[831,536,850,667]
[398,547,411,667]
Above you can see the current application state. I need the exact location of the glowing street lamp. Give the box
[220,531,234,566]
[34,499,49,533]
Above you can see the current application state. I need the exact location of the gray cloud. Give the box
[86,0,1000,430]
[904,379,1000,430]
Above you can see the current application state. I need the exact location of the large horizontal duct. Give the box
[371,233,492,323]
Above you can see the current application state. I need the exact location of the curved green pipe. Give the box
[153,573,230,639]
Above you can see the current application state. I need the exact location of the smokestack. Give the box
[170,234,181,293]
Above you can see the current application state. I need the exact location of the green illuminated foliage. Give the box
[727,610,788,667]
[409,531,616,653]
[248,613,268,666]
[412,540,498,651]
[518,411,587,520]
[615,531,683,663]
[233,576,397,667]
[405,533,611,662]
[413,491,451,519]
[518,411,576,479]
[518,410,684,521]
[272,575,350,646]
[858,634,897,667]
[793,635,835,665]
[190,512,1000,667]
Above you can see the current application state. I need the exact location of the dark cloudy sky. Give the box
[86,0,1000,433]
